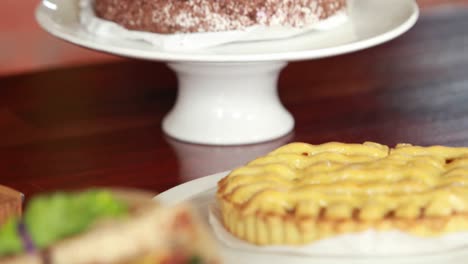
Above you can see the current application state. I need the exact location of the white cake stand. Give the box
[36,0,419,145]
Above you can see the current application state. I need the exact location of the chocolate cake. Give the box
[94,0,347,34]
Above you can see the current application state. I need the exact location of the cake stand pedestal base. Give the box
[163,61,293,145]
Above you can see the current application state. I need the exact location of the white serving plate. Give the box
[156,171,468,264]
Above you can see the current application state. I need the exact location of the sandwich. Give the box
[0,188,220,264]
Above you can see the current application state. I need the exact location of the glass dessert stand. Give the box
[36,0,419,145]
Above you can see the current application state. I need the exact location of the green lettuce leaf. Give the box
[24,189,128,248]
[0,218,22,256]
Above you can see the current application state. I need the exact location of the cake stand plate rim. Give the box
[35,0,419,63]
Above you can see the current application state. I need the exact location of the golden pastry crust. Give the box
[217,142,468,245]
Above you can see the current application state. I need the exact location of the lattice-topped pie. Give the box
[216,142,468,245]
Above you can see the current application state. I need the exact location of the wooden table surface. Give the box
[1,5,468,199]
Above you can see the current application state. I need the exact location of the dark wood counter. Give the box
[1,7,468,198]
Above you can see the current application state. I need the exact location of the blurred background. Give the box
[0,0,466,76]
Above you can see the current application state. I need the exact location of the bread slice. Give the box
[0,254,42,264]
[0,185,22,227]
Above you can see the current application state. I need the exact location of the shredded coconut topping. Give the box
[94,0,347,34]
